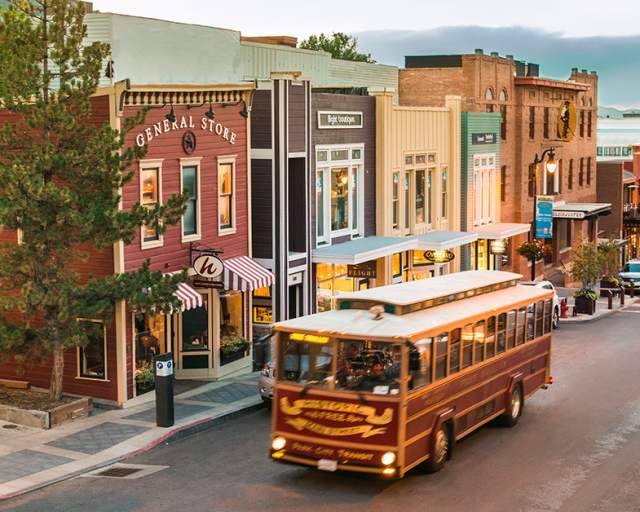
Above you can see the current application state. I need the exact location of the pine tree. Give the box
[0,0,187,401]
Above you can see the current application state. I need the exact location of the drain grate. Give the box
[95,467,143,478]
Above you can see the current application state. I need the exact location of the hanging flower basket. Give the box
[516,240,551,262]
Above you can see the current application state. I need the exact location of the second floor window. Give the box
[568,160,574,190]
[181,165,198,238]
[473,154,496,225]
[587,111,593,138]
[500,105,507,141]
[218,159,234,231]
[587,157,592,185]
[392,172,400,230]
[543,107,549,139]
[528,164,535,198]
[529,106,535,139]
[141,167,161,244]
[579,110,585,138]
[500,166,507,202]
[441,167,448,219]
[578,158,584,187]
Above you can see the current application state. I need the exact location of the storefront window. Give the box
[78,320,106,380]
[393,252,402,278]
[182,294,208,351]
[557,220,572,250]
[219,161,234,230]
[331,168,349,231]
[182,166,198,237]
[316,263,364,312]
[135,312,167,366]
[141,168,160,242]
[252,286,272,324]
[220,291,244,339]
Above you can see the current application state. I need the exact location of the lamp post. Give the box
[530,148,557,281]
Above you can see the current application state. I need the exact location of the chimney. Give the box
[591,70,598,75]
[571,67,579,74]
[515,60,526,76]
[475,49,484,55]
[581,68,588,74]
[490,51,499,57]
[526,63,539,77]
[506,54,514,60]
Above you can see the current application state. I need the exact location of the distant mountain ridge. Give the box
[599,106,640,119]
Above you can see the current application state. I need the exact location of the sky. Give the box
[91,0,640,107]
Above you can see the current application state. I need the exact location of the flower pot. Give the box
[574,295,596,315]
[599,279,620,298]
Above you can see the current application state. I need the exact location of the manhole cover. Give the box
[95,467,143,478]
[2,424,18,429]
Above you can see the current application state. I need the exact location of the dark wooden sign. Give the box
[471,133,497,145]
[347,261,377,278]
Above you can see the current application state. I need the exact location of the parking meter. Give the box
[154,353,174,428]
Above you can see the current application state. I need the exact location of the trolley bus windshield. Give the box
[279,334,403,395]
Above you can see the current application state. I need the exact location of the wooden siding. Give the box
[251,90,272,150]
[121,103,250,273]
[288,83,306,153]
[250,159,273,259]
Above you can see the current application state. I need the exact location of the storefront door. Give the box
[176,289,215,379]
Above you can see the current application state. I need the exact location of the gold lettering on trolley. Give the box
[285,418,387,438]
[279,397,394,426]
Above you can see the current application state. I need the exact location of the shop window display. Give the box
[141,168,160,242]
[220,290,248,365]
[134,312,167,393]
[182,294,208,352]
[78,320,106,380]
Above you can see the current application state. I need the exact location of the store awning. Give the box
[414,231,478,250]
[175,282,203,312]
[312,236,417,265]
[624,171,637,184]
[471,223,531,240]
[552,202,612,219]
[223,256,274,291]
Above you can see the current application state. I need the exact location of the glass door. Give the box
[176,289,213,379]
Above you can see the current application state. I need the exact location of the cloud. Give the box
[353,26,640,107]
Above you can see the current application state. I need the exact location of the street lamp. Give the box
[530,147,556,281]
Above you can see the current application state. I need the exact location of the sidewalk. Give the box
[0,372,263,500]
[556,287,638,323]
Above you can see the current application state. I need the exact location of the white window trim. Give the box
[402,151,437,234]
[440,165,449,222]
[315,144,365,246]
[473,153,497,226]
[139,158,164,250]
[180,157,203,243]
[218,155,237,236]
[76,318,108,382]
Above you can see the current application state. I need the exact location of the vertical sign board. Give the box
[536,195,554,238]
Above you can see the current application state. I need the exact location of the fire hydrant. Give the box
[560,297,569,318]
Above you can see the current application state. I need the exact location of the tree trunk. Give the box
[49,345,64,402]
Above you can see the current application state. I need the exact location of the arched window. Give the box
[588,98,593,107]
[485,88,494,101]
[580,96,585,106]
[499,89,507,102]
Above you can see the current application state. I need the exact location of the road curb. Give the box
[559,297,638,324]
[0,400,266,502]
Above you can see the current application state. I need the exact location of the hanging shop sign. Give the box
[536,195,554,238]
[192,254,224,279]
[135,114,238,147]
[423,250,455,264]
[490,240,507,255]
[471,133,497,145]
[557,101,576,142]
[347,261,377,278]
[317,111,363,129]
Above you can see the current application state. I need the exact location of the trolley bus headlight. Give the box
[272,436,286,451]
[381,451,396,466]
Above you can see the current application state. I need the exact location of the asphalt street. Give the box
[3,304,640,512]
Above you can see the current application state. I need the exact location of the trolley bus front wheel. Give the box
[424,423,451,473]
[501,383,523,428]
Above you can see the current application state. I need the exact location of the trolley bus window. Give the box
[506,309,516,349]
[410,338,433,389]
[535,301,544,336]
[436,333,450,380]
[335,340,402,394]
[516,307,526,346]
[497,313,506,353]
[448,328,461,375]
[486,316,496,358]
[543,299,553,333]
[462,324,473,369]
[473,321,485,364]
[280,335,333,387]
[526,304,535,341]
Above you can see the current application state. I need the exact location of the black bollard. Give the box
[608,291,613,310]
[620,287,625,306]
[154,353,175,428]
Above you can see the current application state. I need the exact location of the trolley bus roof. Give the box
[275,283,553,340]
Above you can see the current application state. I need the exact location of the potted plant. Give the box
[220,335,251,365]
[135,361,155,395]
[570,240,601,315]
[516,239,549,263]
[598,239,621,297]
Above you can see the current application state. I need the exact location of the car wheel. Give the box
[423,424,450,473]
[552,307,559,329]
[262,397,272,410]
[501,384,523,428]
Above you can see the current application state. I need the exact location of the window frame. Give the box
[180,157,202,243]
[218,155,237,235]
[473,153,497,226]
[139,159,164,250]
[76,319,108,381]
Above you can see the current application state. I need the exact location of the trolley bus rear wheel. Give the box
[501,384,523,427]
[424,424,450,473]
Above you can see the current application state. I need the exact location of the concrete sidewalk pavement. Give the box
[556,287,638,323]
[0,372,263,500]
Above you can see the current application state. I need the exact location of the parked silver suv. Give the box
[518,280,561,329]
[620,260,640,295]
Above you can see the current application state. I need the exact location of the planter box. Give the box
[220,349,247,366]
[599,279,620,298]
[0,396,92,429]
[575,295,596,315]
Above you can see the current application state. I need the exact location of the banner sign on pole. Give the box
[536,195,554,239]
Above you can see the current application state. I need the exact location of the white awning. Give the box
[471,223,531,240]
[312,236,417,265]
[223,256,274,291]
[553,202,612,219]
[175,282,203,312]
[414,231,478,250]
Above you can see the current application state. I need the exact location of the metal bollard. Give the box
[572,305,578,317]
[154,353,175,428]
[608,290,613,310]
[620,287,625,306]
[631,282,636,297]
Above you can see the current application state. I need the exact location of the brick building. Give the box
[399,51,610,283]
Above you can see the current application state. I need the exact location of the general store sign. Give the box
[318,111,363,129]
[135,115,238,147]
[471,133,497,145]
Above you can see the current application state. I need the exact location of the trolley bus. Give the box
[269,271,554,477]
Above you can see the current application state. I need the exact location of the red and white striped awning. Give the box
[175,282,203,311]
[223,256,274,292]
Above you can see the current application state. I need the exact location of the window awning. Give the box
[552,202,612,219]
[624,171,636,183]
[223,256,274,291]
[472,223,531,240]
[175,282,203,312]
[414,231,478,250]
[312,236,417,265]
